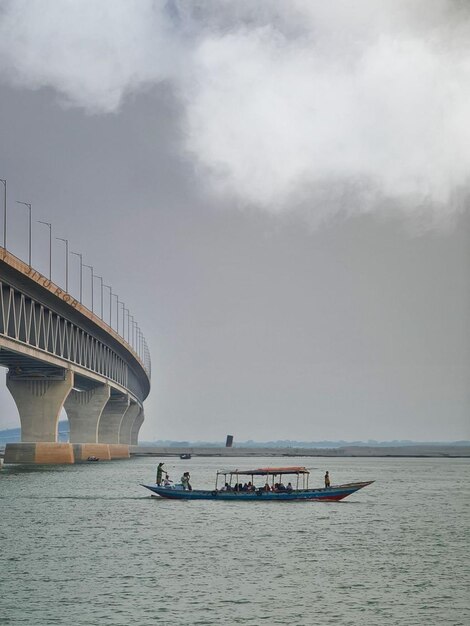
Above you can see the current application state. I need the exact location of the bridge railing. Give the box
[0,279,130,389]
[0,246,151,384]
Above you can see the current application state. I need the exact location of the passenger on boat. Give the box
[286,482,293,492]
[324,471,330,488]
[278,482,286,491]
[247,482,255,491]
[163,474,172,487]
[263,483,271,491]
[181,472,192,490]
[156,462,165,486]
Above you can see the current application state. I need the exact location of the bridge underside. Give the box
[1,347,145,464]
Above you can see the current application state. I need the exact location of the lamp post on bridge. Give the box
[83,264,94,313]
[139,328,144,361]
[129,314,133,348]
[55,237,69,292]
[16,201,32,267]
[94,275,104,319]
[133,321,138,353]
[120,301,126,339]
[136,325,141,358]
[129,315,135,350]
[38,220,52,280]
[134,322,139,354]
[71,252,83,303]
[114,294,120,334]
[1,178,7,249]
[124,307,130,343]
[103,284,112,327]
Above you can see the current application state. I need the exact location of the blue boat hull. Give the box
[141,481,373,501]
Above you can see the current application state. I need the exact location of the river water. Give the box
[1,456,469,625]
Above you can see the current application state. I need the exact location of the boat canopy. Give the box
[217,466,310,476]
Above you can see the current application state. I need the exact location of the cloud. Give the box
[1,0,469,224]
[0,0,178,111]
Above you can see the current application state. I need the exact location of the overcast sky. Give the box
[0,0,469,442]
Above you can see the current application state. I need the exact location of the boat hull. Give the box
[141,481,373,501]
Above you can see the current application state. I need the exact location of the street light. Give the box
[136,326,141,357]
[103,284,112,326]
[114,294,120,333]
[132,320,138,352]
[71,251,83,303]
[37,220,52,280]
[94,275,104,319]
[83,264,94,312]
[139,329,144,360]
[124,307,130,342]
[55,237,69,292]
[1,179,7,248]
[119,300,125,337]
[16,201,32,266]
[129,314,135,349]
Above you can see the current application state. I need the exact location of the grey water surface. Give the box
[1,456,469,625]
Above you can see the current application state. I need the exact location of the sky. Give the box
[0,0,469,442]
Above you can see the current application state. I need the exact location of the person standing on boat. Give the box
[181,472,192,490]
[324,471,331,488]
[156,462,165,486]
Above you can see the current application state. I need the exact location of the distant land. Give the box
[141,438,470,448]
[1,421,468,448]
[1,422,468,459]
[0,420,470,450]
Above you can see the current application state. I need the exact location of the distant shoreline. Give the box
[130,444,470,458]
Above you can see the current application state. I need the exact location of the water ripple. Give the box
[1,456,469,625]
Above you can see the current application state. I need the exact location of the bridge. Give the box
[0,246,151,464]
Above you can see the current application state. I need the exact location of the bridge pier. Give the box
[98,394,130,458]
[65,384,111,460]
[131,409,145,445]
[5,442,74,464]
[119,402,141,444]
[72,443,111,462]
[4,370,74,464]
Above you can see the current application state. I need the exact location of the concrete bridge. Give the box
[0,247,151,464]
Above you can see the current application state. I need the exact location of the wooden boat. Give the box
[141,466,373,501]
